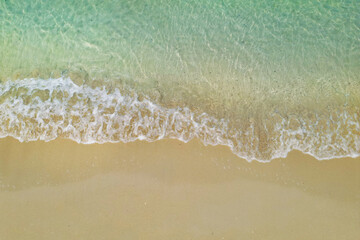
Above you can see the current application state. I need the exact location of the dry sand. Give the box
[0,137,359,240]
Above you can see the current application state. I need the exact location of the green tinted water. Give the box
[0,0,359,160]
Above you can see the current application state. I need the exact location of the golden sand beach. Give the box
[1,0,360,239]
[0,138,359,240]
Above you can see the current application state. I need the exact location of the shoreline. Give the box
[0,137,359,239]
[1,77,359,163]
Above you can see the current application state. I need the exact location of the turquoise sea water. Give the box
[0,0,359,161]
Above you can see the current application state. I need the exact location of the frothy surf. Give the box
[0,78,359,162]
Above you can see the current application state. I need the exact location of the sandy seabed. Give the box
[0,137,359,240]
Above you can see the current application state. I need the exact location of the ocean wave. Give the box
[0,77,359,162]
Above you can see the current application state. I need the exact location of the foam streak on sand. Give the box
[0,78,359,162]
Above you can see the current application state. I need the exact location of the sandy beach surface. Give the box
[0,137,359,240]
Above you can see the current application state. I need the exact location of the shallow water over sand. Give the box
[0,0,359,160]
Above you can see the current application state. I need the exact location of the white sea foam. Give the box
[0,77,359,162]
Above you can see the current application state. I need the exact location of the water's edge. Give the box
[1,77,358,162]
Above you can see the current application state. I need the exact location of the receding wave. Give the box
[0,78,359,162]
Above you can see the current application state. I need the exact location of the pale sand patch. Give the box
[0,137,359,239]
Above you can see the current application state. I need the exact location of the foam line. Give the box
[0,78,359,162]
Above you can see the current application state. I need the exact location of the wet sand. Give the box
[0,137,359,240]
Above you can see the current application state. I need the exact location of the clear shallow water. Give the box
[0,0,359,161]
